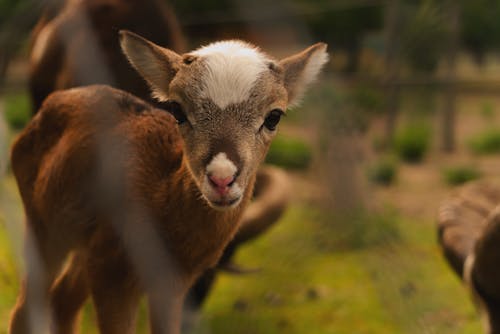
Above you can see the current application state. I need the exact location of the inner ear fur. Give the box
[119,30,182,101]
[279,43,329,107]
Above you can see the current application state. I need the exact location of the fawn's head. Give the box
[120,31,328,210]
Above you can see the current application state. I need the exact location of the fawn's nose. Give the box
[208,174,236,196]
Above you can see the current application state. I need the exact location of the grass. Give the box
[367,158,398,186]
[393,123,431,163]
[265,135,312,170]
[443,165,482,186]
[468,129,500,154]
[192,205,480,334]
[2,93,31,130]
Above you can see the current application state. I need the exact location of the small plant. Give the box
[266,135,312,170]
[351,84,385,114]
[368,158,397,186]
[3,93,31,130]
[443,165,481,186]
[468,129,500,154]
[480,101,495,120]
[393,123,431,163]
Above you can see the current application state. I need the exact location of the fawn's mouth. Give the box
[209,196,242,210]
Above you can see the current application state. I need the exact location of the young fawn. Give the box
[9,30,328,333]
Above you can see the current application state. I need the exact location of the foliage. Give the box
[468,129,500,154]
[443,165,481,186]
[368,157,397,186]
[401,0,449,73]
[460,0,500,63]
[292,1,383,72]
[351,84,386,114]
[3,92,31,130]
[480,101,495,120]
[266,135,312,170]
[393,123,431,163]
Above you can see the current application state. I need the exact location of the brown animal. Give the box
[29,0,186,112]
[10,30,328,333]
[28,0,292,312]
[438,181,500,334]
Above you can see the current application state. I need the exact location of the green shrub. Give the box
[480,101,495,120]
[266,135,312,170]
[401,1,448,73]
[351,85,386,114]
[468,129,500,154]
[3,93,31,130]
[368,158,397,186]
[393,123,431,163]
[443,166,481,186]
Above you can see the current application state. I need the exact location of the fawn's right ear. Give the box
[119,30,181,101]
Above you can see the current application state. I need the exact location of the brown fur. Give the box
[9,86,253,333]
[438,181,500,333]
[28,0,295,314]
[18,21,327,332]
[29,0,186,112]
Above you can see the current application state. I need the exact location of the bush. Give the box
[351,85,386,114]
[393,123,431,163]
[3,93,31,130]
[468,129,500,154]
[443,166,481,186]
[401,1,448,73]
[266,135,312,170]
[367,158,397,186]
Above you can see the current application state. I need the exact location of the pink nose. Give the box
[208,174,235,195]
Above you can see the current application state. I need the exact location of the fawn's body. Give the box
[10,30,328,333]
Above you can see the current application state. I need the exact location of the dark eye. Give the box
[263,109,284,131]
[165,101,187,124]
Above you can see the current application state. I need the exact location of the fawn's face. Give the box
[120,32,328,210]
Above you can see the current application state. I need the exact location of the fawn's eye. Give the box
[263,109,284,131]
[165,101,187,124]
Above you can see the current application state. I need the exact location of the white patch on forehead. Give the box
[192,40,270,109]
[206,152,238,179]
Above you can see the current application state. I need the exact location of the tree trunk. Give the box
[383,0,401,147]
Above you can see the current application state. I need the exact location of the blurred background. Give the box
[2,0,500,333]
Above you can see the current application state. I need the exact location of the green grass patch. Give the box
[266,135,312,170]
[367,158,398,186]
[393,123,431,163]
[3,92,31,130]
[443,165,481,186]
[468,129,500,154]
[194,205,481,334]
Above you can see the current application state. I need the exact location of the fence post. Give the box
[442,1,460,152]
[383,0,401,147]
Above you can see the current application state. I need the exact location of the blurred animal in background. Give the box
[29,0,186,111]
[10,26,328,333]
[27,0,293,317]
[438,181,500,334]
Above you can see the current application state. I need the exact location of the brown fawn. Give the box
[10,30,328,333]
[28,0,292,314]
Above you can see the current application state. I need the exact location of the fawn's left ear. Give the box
[119,30,182,101]
[279,43,329,107]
